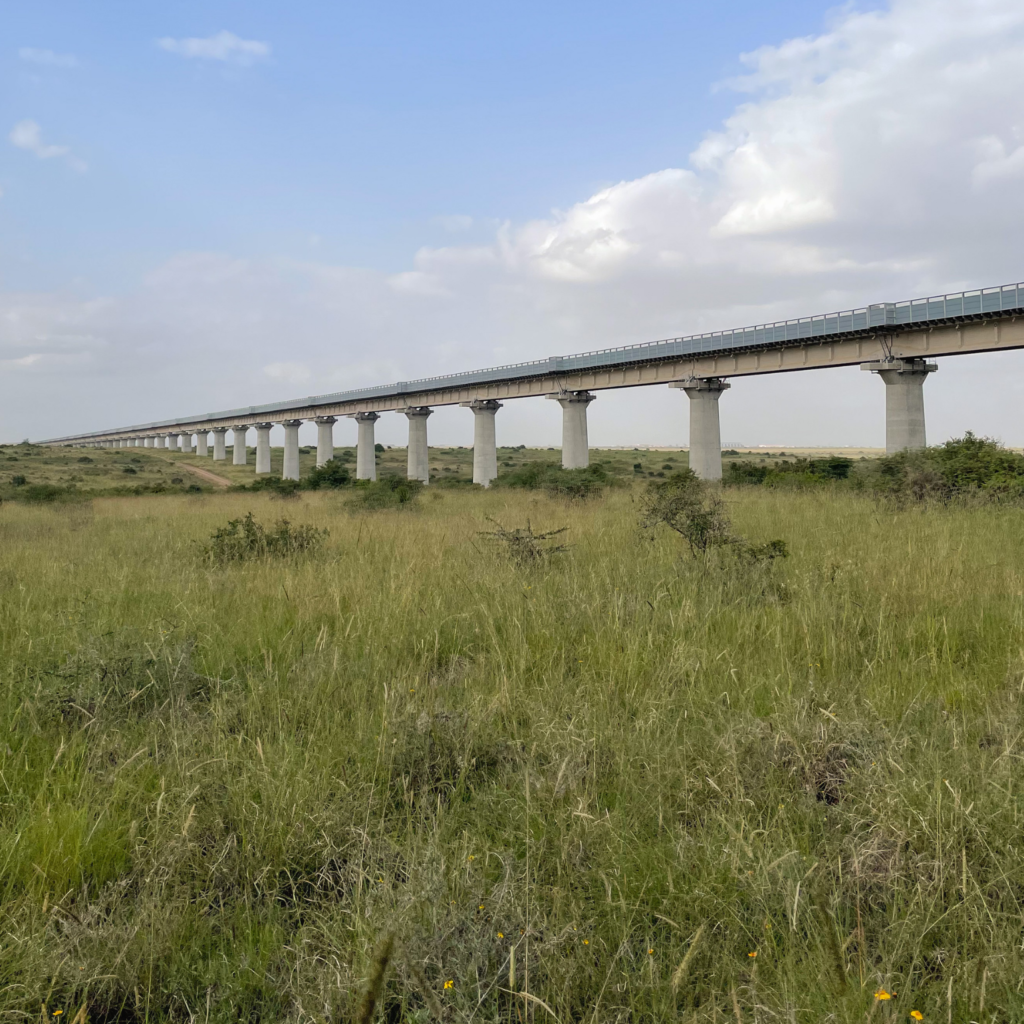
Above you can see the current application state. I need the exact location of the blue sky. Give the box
[4,0,844,288]
[3,0,1024,447]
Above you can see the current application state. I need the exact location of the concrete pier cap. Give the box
[461,399,502,487]
[351,411,380,481]
[670,377,731,482]
[861,358,937,454]
[404,406,433,484]
[547,390,595,469]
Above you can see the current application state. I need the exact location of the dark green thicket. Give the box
[728,455,854,486]
[874,431,1024,502]
[493,459,612,499]
[353,475,423,509]
[304,458,351,489]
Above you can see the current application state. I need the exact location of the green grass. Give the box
[0,478,1022,1022]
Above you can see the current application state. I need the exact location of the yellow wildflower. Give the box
[444,979,454,990]
[910,1013,923,1021]
[875,990,892,1001]
[497,932,504,939]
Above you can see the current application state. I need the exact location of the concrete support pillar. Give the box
[282,420,302,481]
[195,432,209,457]
[672,377,730,482]
[861,359,937,454]
[353,412,379,481]
[144,437,153,448]
[548,391,595,469]
[315,417,336,467]
[212,428,227,461]
[404,407,433,483]
[232,426,249,466]
[154,435,165,449]
[462,400,502,487]
[166,433,179,452]
[255,423,273,474]
[179,432,193,454]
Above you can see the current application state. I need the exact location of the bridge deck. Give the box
[40,281,1024,443]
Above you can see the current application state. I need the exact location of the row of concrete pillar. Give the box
[76,359,935,482]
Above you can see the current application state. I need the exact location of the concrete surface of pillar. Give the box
[462,400,502,486]
[195,432,209,457]
[548,391,596,469]
[154,435,165,449]
[166,433,179,452]
[861,359,937,454]
[353,412,380,480]
[671,377,731,482]
[179,432,192,454]
[255,423,273,474]
[144,437,154,448]
[315,417,336,467]
[212,428,227,461]
[282,420,302,480]
[404,407,433,483]
[232,426,249,466]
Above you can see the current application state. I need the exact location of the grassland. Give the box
[1,449,1022,1022]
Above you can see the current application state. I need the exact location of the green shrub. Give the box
[727,456,853,486]
[639,470,731,555]
[494,460,610,500]
[353,475,423,510]
[874,432,1024,502]
[11,475,26,486]
[206,512,327,562]
[19,484,81,504]
[304,458,352,490]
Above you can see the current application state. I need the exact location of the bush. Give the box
[206,512,327,563]
[727,456,853,486]
[874,432,1024,503]
[11,474,26,486]
[305,458,352,490]
[639,471,731,555]
[353,476,423,510]
[19,484,82,504]
[494,460,610,500]
[479,518,568,566]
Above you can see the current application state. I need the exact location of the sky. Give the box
[3,0,1024,449]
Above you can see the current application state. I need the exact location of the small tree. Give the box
[639,470,732,556]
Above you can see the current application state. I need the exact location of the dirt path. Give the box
[162,458,233,488]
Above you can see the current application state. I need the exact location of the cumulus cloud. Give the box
[5,0,1024,447]
[8,119,87,171]
[157,31,270,65]
[18,48,78,68]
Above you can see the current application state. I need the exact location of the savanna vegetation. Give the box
[1,438,1023,1023]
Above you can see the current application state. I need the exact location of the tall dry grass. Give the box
[0,484,1022,1021]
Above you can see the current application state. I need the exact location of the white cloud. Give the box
[157,31,270,65]
[18,48,78,68]
[5,0,1024,447]
[9,119,87,171]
